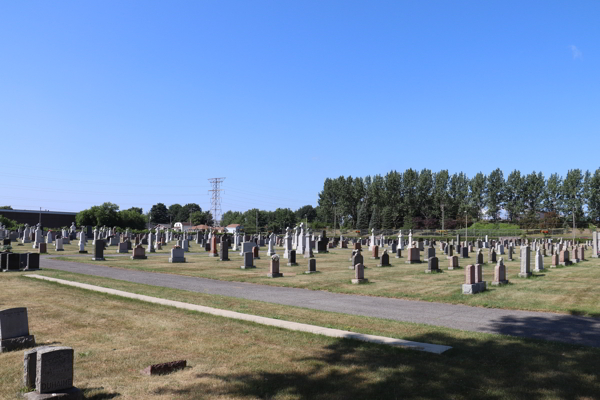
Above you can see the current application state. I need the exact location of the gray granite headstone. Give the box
[23,346,82,399]
[0,307,35,352]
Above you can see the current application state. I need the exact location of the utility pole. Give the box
[441,203,445,231]
[39,207,42,226]
[465,211,468,246]
[573,206,576,242]
[256,210,258,236]
[208,177,225,227]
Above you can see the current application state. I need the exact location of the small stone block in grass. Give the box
[141,360,187,376]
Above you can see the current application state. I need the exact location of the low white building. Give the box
[173,222,193,232]
[225,224,243,234]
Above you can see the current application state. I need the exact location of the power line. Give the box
[208,177,225,226]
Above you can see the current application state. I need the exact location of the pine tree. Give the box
[369,205,381,230]
[357,201,370,230]
[381,206,394,229]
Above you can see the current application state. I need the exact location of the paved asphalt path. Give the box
[39,257,600,347]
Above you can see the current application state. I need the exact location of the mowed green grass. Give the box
[48,241,600,317]
[1,273,599,400]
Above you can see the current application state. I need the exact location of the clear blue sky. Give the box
[1,1,598,218]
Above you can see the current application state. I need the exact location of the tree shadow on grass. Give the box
[152,318,600,399]
[488,312,600,347]
[82,387,120,399]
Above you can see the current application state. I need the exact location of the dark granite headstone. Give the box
[25,253,40,270]
[7,253,21,271]
[92,240,105,261]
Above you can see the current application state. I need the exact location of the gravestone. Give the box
[572,246,580,263]
[305,258,317,274]
[24,253,40,271]
[593,231,599,258]
[6,253,21,271]
[219,239,230,261]
[519,246,531,277]
[169,246,186,263]
[0,308,35,352]
[241,252,255,269]
[551,250,559,267]
[396,248,402,258]
[406,247,420,264]
[23,346,81,399]
[559,249,571,266]
[448,255,459,270]
[253,245,260,259]
[476,249,484,264]
[425,245,435,261]
[378,250,390,267]
[426,256,440,273]
[117,242,128,254]
[268,254,283,278]
[92,240,105,261]
[287,250,298,266]
[370,245,379,260]
[209,236,218,257]
[131,244,147,260]
[508,246,513,261]
[488,249,496,263]
[351,263,368,284]
[462,264,486,294]
[38,243,47,254]
[492,258,509,286]
[461,246,469,258]
[446,244,453,258]
[350,249,363,270]
[534,249,544,272]
[54,238,64,252]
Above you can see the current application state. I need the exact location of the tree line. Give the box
[75,202,214,230]
[25,168,600,233]
[314,168,600,230]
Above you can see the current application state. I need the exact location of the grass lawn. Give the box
[1,272,599,399]
[47,242,600,317]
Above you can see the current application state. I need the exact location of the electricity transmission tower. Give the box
[208,177,225,226]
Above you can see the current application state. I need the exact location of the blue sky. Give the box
[1,1,598,218]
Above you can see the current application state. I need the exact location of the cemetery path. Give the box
[39,257,600,348]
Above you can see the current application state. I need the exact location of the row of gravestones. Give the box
[0,252,40,271]
[0,308,81,399]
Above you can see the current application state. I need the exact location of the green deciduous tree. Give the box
[149,203,169,224]
[190,210,213,226]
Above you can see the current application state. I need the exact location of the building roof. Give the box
[0,209,77,216]
[227,224,241,228]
